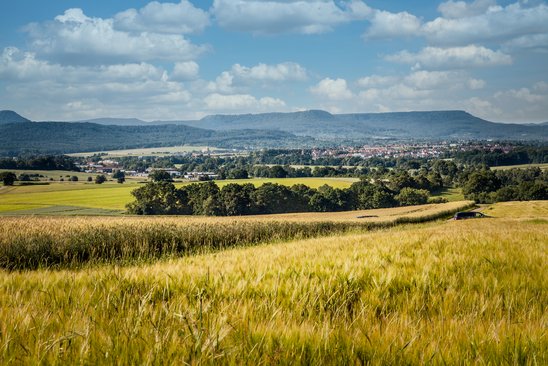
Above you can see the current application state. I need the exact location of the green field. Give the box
[0,169,101,181]
[0,177,358,215]
[430,187,464,202]
[67,145,226,157]
[0,201,545,364]
[490,163,548,171]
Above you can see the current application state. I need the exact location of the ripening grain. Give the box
[0,201,473,269]
[0,205,546,364]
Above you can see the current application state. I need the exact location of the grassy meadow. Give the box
[0,201,546,364]
[0,177,359,215]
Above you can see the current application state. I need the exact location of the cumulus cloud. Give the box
[361,1,548,50]
[437,0,496,19]
[310,78,353,100]
[0,47,63,81]
[422,2,548,46]
[363,10,421,39]
[231,62,307,82]
[172,61,200,81]
[204,93,285,110]
[206,62,307,93]
[211,0,372,35]
[357,75,398,88]
[24,8,207,65]
[385,45,512,69]
[114,1,210,34]
[0,47,195,120]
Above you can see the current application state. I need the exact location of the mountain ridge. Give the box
[1,109,546,155]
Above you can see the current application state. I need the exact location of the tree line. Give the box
[461,167,548,203]
[0,155,78,171]
[127,180,434,216]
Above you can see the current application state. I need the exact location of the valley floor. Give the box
[0,201,546,364]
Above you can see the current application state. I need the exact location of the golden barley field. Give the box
[0,201,546,364]
[0,201,472,269]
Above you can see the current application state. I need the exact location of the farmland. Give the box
[67,145,226,157]
[0,200,546,364]
[0,177,359,215]
[490,163,548,171]
[0,201,473,269]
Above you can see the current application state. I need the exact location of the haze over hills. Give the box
[1,109,547,155]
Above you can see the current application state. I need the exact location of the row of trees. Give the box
[0,155,78,171]
[127,180,432,216]
[462,168,548,203]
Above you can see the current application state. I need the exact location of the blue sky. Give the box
[0,0,547,123]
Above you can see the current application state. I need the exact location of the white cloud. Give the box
[364,10,421,39]
[495,87,545,103]
[204,93,285,110]
[25,8,207,65]
[206,62,307,93]
[114,1,210,34]
[172,61,200,81]
[231,62,307,82]
[310,78,353,100]
[361,2,548,50]
[438,0,496,19]
[0,47,196,120]
[357,75,398,88]
[467,78,486,90]
[211,0,372,35]
[386,45,512,69]
[403,70,462,90]
[502,33,548,52]
[0,47,63,81]
[423,2,548,46]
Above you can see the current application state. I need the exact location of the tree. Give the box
[87,176,93,182]
[149,170,173,182]
[127,181,190,215]
[227,168,248,180]
[220,183,255,215]
[95,175,107,184]
[70,176,78,182]
[0,171,16,186]
[113,170,125,184]
[251,183,294,214]
[18,174,31,182]
[395,188,429,206]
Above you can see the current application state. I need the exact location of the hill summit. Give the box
[0,110,31,124]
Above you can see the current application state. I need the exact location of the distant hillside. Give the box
[2,109,546,155]
[0,110,31,124]
[181,110,548,141]
[75,117,149,126]
[0,122,308,155]
[58,110,548,141]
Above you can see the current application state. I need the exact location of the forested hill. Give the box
[180,110,548,141]
[29,109,547,142]
[0,122,305,156]
[0,110,31,124]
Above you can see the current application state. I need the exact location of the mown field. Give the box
[67,145,224,157]
[0,201,546,364]
[490,163,548,171]
[0,177,359,215]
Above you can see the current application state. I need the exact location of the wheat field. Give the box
[0,201,546,364]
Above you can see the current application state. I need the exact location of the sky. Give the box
[0,0,547,123]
